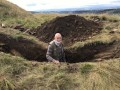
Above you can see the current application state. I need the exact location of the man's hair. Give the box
[54,33,62,39]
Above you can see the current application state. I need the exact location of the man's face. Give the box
[56,36,62,42]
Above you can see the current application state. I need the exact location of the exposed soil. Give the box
[32,15,102,46]
[65,40,120,63]
[0,33,120,63]
[0,33,47,61]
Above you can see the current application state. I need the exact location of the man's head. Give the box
[54,33,62,43]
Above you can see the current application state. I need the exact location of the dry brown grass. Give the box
[0,52,120,90]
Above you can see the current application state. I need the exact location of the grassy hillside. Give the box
[0,0,40,28]
[0,52,120,90]
[0,0,31,18]
[0,0,120,90]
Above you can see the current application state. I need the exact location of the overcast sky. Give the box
[7,0,120,11]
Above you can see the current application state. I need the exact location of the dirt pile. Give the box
[33,15,102,45]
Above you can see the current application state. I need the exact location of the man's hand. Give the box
[52,59,60,64]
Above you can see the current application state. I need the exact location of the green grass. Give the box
[0,0,41,28]
[80,64,94,74]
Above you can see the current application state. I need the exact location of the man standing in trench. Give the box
[46,33,66,64]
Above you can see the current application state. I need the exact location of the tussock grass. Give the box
[79,13,120,21]
[0,27,47,48]
[68,32,120,50]
[0,52,120,90]
[0,78,15,90]
[0,0,40,28]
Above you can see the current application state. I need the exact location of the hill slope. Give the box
[0,0,31,18]
[0,0,39,28]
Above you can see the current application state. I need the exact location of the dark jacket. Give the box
[46,40,66,62]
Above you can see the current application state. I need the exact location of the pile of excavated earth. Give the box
[32,15,102,45]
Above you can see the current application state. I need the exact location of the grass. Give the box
[0,0,41,28]
[79,13,120,21]
[67,31,120,50]
[0,1,65,29]
[0,27,47,48]
[0,52,120,90]
[0,1,120,89]
[80,64,94,74]
[33,13,60,24]
[1,0,120,29]
[0,78,15,90]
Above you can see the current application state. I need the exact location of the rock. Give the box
[1,23,6,28]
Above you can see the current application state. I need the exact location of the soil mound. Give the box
[33,15,102,45]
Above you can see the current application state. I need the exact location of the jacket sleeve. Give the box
[46,44,54,62]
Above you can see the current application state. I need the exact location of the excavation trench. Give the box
[0,15,120,63]
[0,33,46,61]
[0,33,120,63]
[65,40,120,63]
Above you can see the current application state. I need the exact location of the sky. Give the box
[7,0,120,11]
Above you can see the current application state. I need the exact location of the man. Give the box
[46,33,66,64]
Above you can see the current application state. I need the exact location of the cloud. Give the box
[27,3,37,7]
[112,0,120,3]
[7,0,120,11]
